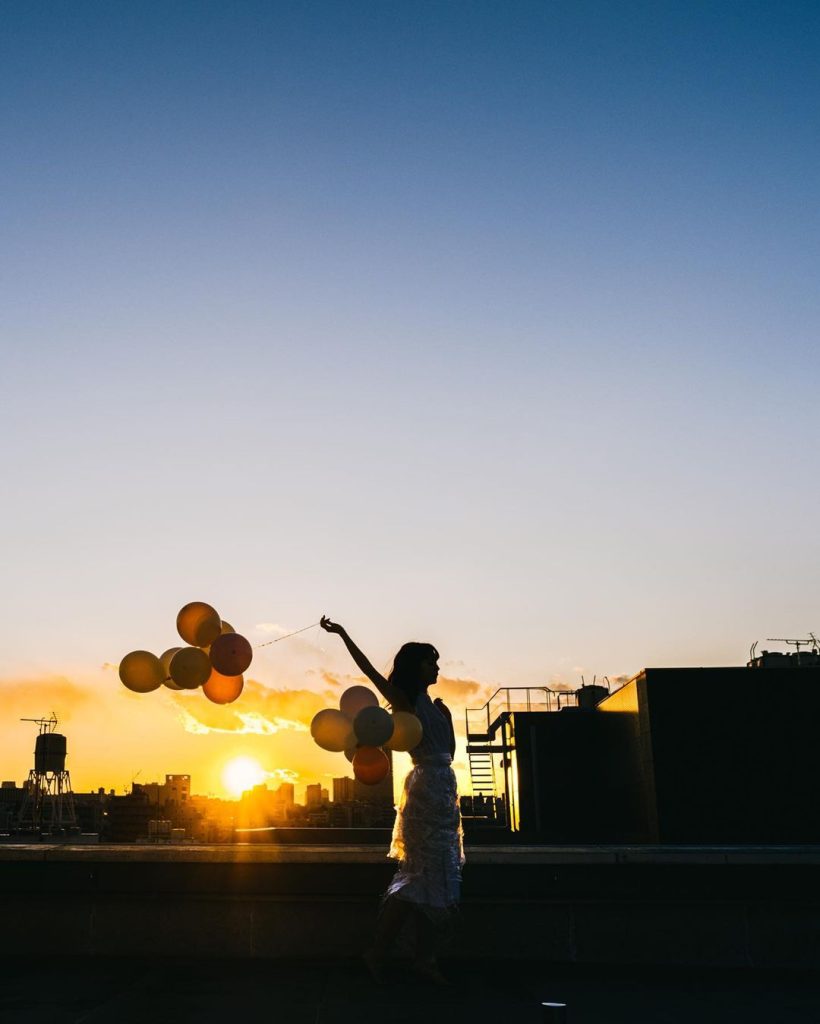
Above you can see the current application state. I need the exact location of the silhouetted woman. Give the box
[320,616,463,983]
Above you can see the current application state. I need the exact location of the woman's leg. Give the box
[363,895,413,979]
[374,894,413,950]
[413,909,437,966]
[412,910,449,984]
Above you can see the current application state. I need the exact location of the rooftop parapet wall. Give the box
[1,844,818,969]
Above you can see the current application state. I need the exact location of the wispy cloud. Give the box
[169,678,326,736]
[436,676,493,704]
[255,623,290,636]
[1,676,93,722]
[607,674,633,690]
[172,703,307,737]
[264,767,299,784]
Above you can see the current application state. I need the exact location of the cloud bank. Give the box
[169,678,325,736]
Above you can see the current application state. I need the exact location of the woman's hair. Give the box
[387,642,439,707]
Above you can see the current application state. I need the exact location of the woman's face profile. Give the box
[420,657,439,687]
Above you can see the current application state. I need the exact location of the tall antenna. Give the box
[20,713,58,735]
[767,637,815,656]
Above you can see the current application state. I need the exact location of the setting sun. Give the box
[223,756,266,798]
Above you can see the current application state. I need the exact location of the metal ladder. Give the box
[465,686,578,812]
[468,748,496,798]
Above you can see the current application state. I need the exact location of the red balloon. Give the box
[209,632,253,676]
[352,746,390,785]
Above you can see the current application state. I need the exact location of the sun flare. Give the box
[223,756,266,798]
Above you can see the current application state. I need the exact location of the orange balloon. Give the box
[119,651,164,693]
[352,746,390,785]
[209,632,253,675]
[203,669,244,705]
[177,602,222,647]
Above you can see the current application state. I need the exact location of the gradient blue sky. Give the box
[2,2,819,788]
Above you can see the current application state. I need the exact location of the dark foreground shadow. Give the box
[0,956,817,1024]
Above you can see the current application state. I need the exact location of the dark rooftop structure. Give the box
[465,659,820,843]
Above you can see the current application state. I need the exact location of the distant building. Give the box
[164,775,191,804]
[276,782,295,806]
[105,774,196,841]
[305,784,325,808]
[105,790,152,842]
[329,804,353,827]
[72,788,109,833]
[333,777,355,803]
[0,784,24,831]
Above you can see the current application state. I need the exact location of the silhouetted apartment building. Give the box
[333,777,355,803]
[105,789,153,842]
[104,776,196,841]
[0,782,24,831]
[163,774,191,804]
[276,782,295,807]
[465,657,820,843]
[305,784,328,808]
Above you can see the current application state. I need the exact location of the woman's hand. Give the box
[320,615,345,635]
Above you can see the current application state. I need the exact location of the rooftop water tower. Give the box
[17,714,77,832]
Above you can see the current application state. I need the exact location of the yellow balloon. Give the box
[176,602,222,647]
[169,646,211,689]
[160,647,184,690]
[385,711,423,752]
[119,651,164,693]
[310,709,354,752]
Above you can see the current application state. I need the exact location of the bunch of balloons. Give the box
[118,601,253,705]
[310,685,423,785]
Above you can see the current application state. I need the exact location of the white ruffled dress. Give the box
[387,692,465,914]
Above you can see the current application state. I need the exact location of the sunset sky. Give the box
[2,2,819,799]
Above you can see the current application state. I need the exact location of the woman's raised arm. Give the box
[320,616,411,711]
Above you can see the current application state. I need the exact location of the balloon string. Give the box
[254,621,321,649]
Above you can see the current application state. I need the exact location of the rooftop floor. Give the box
[0,956,816,1024]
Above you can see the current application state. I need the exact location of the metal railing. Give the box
[465,686,578,739]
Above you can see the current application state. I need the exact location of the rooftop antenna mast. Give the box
[20,713,58,736]
[766,637,818,664]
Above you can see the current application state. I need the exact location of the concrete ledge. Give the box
[1,844,817,967]
[4,842,820,864]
